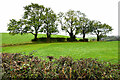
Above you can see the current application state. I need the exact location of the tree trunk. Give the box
[47,31,51,42]
[83,30,85,40]
[97,35,100,41]
[69,33,75,41]
[34,33,38,40]
[33,27,38,40]
[47,33,51,39]
[97,31,100,41]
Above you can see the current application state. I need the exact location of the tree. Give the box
[40,7,58,40]
[8,3,45,40]
[76,17,93,40]
[92,21,113,41]
[8,19,22,35]
[58,10,84,41]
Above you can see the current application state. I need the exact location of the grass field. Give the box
[1,33,69,45]
[1,33,118,64]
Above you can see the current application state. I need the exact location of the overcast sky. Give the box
[0,0,119,36]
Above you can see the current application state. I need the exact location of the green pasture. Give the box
[1,33,69,45]
[1,33,118,63]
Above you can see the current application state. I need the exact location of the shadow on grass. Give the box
[1,41,47,47]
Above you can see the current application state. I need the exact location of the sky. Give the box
[0,0,119,36]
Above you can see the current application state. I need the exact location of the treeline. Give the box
[8,3,113,41]
[102,36,120,41]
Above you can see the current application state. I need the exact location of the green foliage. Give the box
[8,3,46,40]
[76,18,94,40]
[22,3,45,34]
[40,8,58,39]
[32,38,67,42]
[7,3,113,41]
[58,10,85,41]
[2,53,119,79]
[91,21,113,41]
[7,19,22,35]
[7,3,58,40]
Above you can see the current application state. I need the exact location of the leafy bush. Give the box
[32,37,67,42]
[2,53,119,79]
[79,39,88,42]
[67,38,77,42]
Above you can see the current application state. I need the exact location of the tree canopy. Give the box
[40,7,58,39]
[58,10,85,41]
[76,17,94,40]
[91,21,113,41]
[8,3,58,40]
[7,3,113,42]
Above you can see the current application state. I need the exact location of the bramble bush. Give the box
[2,53,120,79]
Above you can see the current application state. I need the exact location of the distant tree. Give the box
[92,21,113,41]
[40,7,58,40]
[58,10,84,41]
[76,17,94,40]
[8,3,45,40]
[8,19,22,34]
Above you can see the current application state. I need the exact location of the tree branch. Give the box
[67,30,70,34]
[28,32,34,35]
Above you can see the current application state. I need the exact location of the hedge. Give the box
[2,53,119,79]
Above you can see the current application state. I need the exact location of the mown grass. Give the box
[2,41,118,64]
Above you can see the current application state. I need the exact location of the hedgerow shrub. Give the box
[2,53,119,79]
[79,39,88,42]
[67,38,77,42]
[32,37,67,42]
